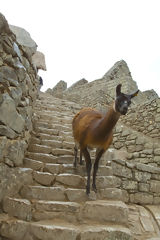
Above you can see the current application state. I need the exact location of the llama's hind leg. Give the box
[73,145,78,168]
[82,148,92,195]
[79,150,83,165]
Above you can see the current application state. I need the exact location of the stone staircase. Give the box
[0,92,160,240]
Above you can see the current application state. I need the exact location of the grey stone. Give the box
[0,93,25,133]
[0,125,17,139]
[150,180,160,193]
[122,180,138,190]
[130,192,153,204]
[10,25,37,57]
[136,163,160,174]
[112,162,132,178]
[134,171,151,182]
[5,139,27,166]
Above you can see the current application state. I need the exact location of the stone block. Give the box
[96,176,121,189]
[130,193,153,204]
[1,219,29,240]
[21,185,66,201]
[80,225,133,240]
[24,158,44,171]
[3,197,32,221]
[30,222,79,240]
[82,200,128,225]
[56,173,85,187]
[150,180,160,193]
[136,163,160,174]
[44,163,61,174]
[138,183,150,192]
[33,171,55,186]
[134,171,151,182]
[122,180,138,190]
[65,188,87,202]
[112,162,132,178]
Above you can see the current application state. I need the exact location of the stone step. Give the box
[33,171,55,186]
[37,133,63,141]
[52,148,74,156]
[34,122,72,132]
[24,158,44,171]
[32,200,81,222]
[0,218,133,240]
[26,152,58,163]
[3,197,32,221]
[82,200,129,225]
[21,185,66,201]
[56,173,85,188]
[28,144,52,154]
[35,110,74,119]
[34,126,59,135]
[59,164,113,177]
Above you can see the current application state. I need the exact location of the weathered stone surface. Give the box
[33,171,55,186]
[122,180,138,190]
[134,171,151,182]
[21,185,66,201]
[150,180,160,193]
[33,200,80,213]
[44,163,61,174]
[96,176,121,189]
[65,188,87,202]
[3,197,32,221]
[80,225,133,240]
[82,200,128,225]
[32,51,47,70]
[130,193,153,204]
[30,222,79,240]
[24,158,44,171]
[0,164,33,202]
[5,139,27,166]
[0,93,25,133]
[0,136,7,162]
[112,162,132,178]
[56,173,85,187]
[10,24,37,57]
[1,219,29,240]
[0,13,13,34]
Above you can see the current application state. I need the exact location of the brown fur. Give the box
[72,106,120,151]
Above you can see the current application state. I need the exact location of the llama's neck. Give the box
[97,103,121,138]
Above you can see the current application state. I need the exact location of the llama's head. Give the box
[114,84,139,115]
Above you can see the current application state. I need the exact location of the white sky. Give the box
[1,0,160,96]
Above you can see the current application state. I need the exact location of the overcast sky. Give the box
[1,0,160,96]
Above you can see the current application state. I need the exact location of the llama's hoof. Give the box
[92,185,97,193]
[86,186,90,195]
[73,162,77,168]
[80,160,84,165]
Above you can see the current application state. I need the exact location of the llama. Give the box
[72,84,139,194]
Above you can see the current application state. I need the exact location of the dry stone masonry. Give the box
[1,12,160,240]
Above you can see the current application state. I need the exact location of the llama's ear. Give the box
[116,84,122,96]
[131,89,139,98]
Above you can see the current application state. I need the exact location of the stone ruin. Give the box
[1,12,160,240]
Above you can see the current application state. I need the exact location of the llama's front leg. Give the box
[82,148,92,195]
[92,149,104,192]
[79,150,83,165]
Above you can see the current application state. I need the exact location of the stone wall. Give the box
[0,13,40,204]
[110,157,160,205]
[122,98,160,139]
